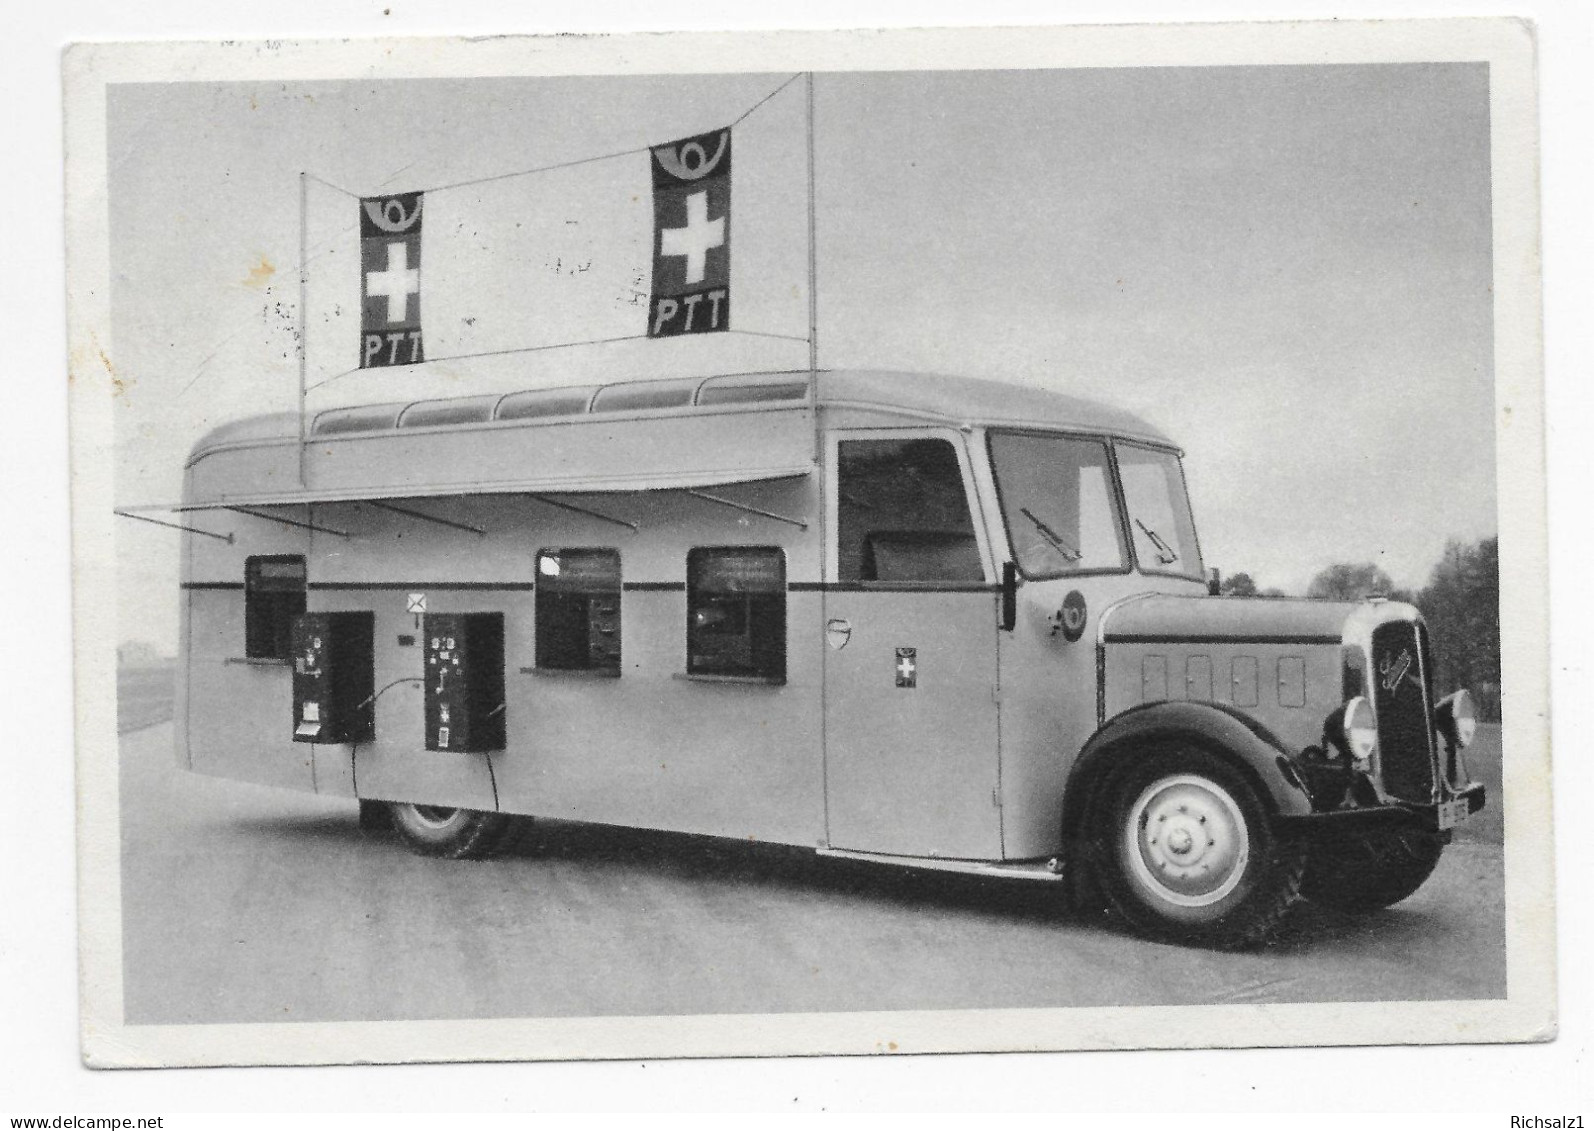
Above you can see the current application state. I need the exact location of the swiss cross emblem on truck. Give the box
[895,647,917,689]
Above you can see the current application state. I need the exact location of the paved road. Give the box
[120,722,1507,1025]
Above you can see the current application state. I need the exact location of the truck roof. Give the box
[181,369,1175,509]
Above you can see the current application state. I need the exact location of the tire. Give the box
[1093,746,1305,949]
[1300,833,1444,912]
[387,802,523,860]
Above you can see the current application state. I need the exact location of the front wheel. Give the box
[387,802,523,859]
[1094,747,1304,949]
[1300,833,1444,911]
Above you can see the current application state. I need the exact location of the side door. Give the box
[822,428,1003,860]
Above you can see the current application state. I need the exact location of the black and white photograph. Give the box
[61,19,1552,1070]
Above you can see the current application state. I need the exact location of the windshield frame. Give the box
[985,428,1135,582]
[1111,438,1206,583]
[986,428,1205,584]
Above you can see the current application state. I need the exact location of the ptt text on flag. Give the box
[649,129,731,338]
[360,192,425,368]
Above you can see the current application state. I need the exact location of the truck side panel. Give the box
[179,479,825,848]
[487,483,823,845]
[496,588,823,845]
[182,509,314,794]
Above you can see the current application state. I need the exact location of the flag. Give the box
[649,129,731,338]
[360,192,425,368]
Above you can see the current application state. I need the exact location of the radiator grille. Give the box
[1420,622,1462,785]
[1371,621,1437,801]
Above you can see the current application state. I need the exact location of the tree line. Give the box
[1220,537,1501,721]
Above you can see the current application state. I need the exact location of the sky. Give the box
[108,64,1495,651]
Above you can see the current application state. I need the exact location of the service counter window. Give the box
[244,555,307,660]
[687,547,786,682]
[836,437,983,584]
[536,549,622,673]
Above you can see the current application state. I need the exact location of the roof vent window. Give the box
[590,379,698,413]
[697,377,809,406]
[311,404,407,436]
[397,396,499,429]
[495,387,598,421]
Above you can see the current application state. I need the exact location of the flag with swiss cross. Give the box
[360,192,425,368]
[649,128,731,338]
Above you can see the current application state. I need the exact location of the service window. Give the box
[535,549,622,673]
[836,437,983,583]
[244,555,307,660]
[687,547,786,682]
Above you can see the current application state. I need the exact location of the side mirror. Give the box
[1208,567,1221,596]
[1001,561,1019,631]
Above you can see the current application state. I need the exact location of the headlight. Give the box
[1434,689,1478,750]
[1327,695,1378,770]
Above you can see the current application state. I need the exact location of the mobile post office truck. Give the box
[169,368,1485,946]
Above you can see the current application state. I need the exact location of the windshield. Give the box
[989,432,1128,577]
[1116,443,1204,580]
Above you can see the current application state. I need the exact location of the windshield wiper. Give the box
[1135,518,1179,565]
[1019,507,1082,562]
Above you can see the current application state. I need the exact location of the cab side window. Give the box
[836,437,982,583]
[687,547,786,682]
[244,555,306,660]
[536,549,621,673]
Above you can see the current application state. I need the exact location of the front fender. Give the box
[1062,700,1317,845]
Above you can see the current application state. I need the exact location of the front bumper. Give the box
[1275,781,1487,841]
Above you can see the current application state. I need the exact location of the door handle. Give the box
[826,618,852,649]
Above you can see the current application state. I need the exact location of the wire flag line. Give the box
[309,73,804,200]
[731,72,804,127]
[305,172,363,199]
[417,144,654,197]
[305,334,651,392]
[728,328,810,345]
[305,327,808,395]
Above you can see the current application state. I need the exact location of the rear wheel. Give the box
[1094,747,1304,948]
[1301,833,1444,911]
[387,802,522,859]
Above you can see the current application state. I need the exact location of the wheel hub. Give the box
[1126,774,1250,907]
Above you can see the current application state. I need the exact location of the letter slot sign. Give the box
[423,612,506,753]
[290,611,375,744]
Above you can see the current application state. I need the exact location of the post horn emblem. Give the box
[362,196,423,234]
[653,132,729,182]
[1378,648,1419,696]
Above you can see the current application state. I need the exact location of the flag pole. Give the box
[297,170,308,489]
[805,71,820,459]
